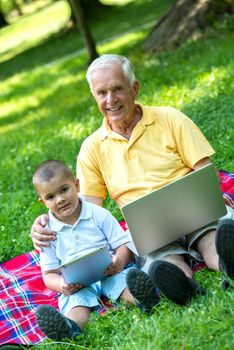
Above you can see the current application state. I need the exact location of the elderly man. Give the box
[31,54,234,312]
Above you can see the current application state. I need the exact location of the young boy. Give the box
[33,159,138,341]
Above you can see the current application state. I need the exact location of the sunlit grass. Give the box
[101,0,134,4]
[99,28,149,53]
[8,0,53,21]
[0,0,175,79]
[0,68,84,127]
[0,0,71,62]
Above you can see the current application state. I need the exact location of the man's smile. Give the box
[108,106,122,112]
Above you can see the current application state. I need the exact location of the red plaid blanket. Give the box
[0,170,233,345]
[0,250,58,345]
[219,170,234,208]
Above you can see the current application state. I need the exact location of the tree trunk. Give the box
[145,0,234,53]
[68,0,99,64]
[80,0,106,18]
[0,10,8,28]
[12,0,23,17]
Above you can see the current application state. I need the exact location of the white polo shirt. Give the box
[40,198,129,272]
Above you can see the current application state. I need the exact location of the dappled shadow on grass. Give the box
[0,27,85,80]
[0,57,87,107]
[0,74,91,134]
[99,15,234,100]
[181,94,234,171]
[90,0,175,42]
[137,19,234,91]
[0,0,175,81]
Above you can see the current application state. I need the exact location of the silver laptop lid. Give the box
[122,164,227,256]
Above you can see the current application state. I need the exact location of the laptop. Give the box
[59,246,112,286]
[122,164,227,257]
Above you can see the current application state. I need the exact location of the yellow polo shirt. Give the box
[77,104,215,209]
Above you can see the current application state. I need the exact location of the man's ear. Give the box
[75,179,80,192]
[133,80,140,100]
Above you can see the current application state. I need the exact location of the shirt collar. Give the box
[48,197,93,231]
[97,103,155,141]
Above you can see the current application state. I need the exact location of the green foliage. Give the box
[0,1,234,348]
[1,0,15,15]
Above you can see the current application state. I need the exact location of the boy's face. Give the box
[37,173,80,224]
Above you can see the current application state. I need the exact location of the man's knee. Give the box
[161,253,186,265]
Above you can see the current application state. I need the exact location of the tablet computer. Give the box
[59,246,112,286]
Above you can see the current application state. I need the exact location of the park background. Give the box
[0,0,234,348]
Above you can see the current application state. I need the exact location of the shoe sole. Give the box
[150,261,199,305]
[36,305,75,341]
[216,219,234,279]
[126,268,159,313]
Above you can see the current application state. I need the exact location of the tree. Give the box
[68,0,99,64]
[145,0,234,53]
[0,0,24,28]
[80,0,105,18]
[68,0,113,63]
[0,10,8,27]
[0,0,8,28]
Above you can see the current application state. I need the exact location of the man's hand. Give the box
[30,214,56,251]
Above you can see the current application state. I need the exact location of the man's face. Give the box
[90,63,139,125]
[37,174,80,224]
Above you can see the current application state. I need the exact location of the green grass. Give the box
[26,270,234,350]
[0,0,234,348]
[0,0,71,63]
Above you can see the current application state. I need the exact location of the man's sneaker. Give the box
[215,219,234,290]
[126,268,160,314]
[36,305,82,341]
[149,260,206,305]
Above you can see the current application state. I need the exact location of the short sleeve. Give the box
[77,137,107,199]
[174,114,215,168]
[93,207,130,250]
[40,243,60,272]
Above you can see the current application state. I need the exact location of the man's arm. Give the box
[31,196,103,250]
[81,195,103,206]
[193,157,220,179]
[30,214,56,251]
[193,157,212,170]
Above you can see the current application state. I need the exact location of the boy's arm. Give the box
[42,269,83,295]
[105,244,133,276]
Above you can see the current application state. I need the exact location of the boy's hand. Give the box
[30,214,56,251]
[60,281,83,295]
[104,255,123,276]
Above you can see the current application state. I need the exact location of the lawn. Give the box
[0,0,234,348]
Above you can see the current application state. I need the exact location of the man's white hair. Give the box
[86,54,136,93]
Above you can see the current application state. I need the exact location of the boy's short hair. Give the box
[32,159,74,190]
